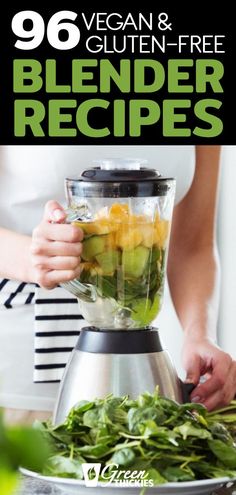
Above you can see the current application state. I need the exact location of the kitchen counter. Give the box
[16,476,236,495]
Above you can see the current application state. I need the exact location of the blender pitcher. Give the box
[54,159,195,425]
[62,158,175,329]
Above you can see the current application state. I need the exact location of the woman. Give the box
[0,144,235,423]
[168,146,236,410]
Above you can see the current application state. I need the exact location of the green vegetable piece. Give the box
[37,391,236,484]
[146,468,166,485]
[122,245,149,278]
[45,455,83,479]
[208,439,236,469]
[128,406,165,435]
[82,235,106,261]
[174,421,212,440]
[97,276,117,299]
[148,294,160,321]
[132,295,160,326]
[131,298,150,326]
[77,443,111,458]
[111,447,136,467]
[95,250,120,275]
[163,466,195,482]
[209,422,232,442]
[151,247,161,263]
[72,400,95,415]
[83,409,101,429]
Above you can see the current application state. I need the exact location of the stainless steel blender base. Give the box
[53,327,186,425]
[53,349,182,425]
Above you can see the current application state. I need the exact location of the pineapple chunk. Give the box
[132,214,150,224]
[73,219,111,235]
[139,224,157,248]
[155,220,169,248]
[85,219,111,235]
[154,212,161,223]
[109,203,129,222]
[105,232,117,249]
[116,228,142,249]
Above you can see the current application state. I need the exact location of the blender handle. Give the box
[60,211,97,303]
[180,381,196,403]
[60,280,97,303]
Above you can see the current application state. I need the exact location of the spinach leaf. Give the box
[96,275,117,299]
[208,439,236,469]
[145,468,166,484]
[111,448,136,466]
[45,455,84,479]
[163,466,195,482]
[174,421,212,440]
[38,390,236,484]
[128,406,166,434]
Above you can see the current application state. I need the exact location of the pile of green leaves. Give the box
[0,410,51,495]
[36,390,236,484]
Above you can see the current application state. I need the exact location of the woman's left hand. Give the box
[182,336,236,410]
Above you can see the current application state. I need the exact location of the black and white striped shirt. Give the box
[0,279,83,382]
[0,278,35,307]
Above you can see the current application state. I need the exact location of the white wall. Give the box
[218,146,236,358]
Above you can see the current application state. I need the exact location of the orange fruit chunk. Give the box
[139,224,157,248]
[155,220,169,248]
[105,233,117,249]
[116,227,143,249]
[73,219,111,235]
[109,203,130,222]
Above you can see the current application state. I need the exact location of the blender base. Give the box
[53,327,192,425]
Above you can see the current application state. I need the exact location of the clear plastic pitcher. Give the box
[62,159,176,329]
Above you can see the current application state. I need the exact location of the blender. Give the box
[53,159,194,425]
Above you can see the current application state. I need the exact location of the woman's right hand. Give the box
[30,200,83,289]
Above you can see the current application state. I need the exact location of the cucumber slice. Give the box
[95,250,120,275]
[82,235,106,261]
[122,246,149,278]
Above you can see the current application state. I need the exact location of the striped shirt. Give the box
[0,279,83,382]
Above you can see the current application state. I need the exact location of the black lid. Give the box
[66,166,175,198]
[80,167,161,182]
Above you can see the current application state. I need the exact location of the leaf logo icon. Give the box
[88,467,97,480]
[82,463,101,487]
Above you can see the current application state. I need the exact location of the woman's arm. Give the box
[0,228,32,282]
[168,145,236,410]
[0,201,83,287]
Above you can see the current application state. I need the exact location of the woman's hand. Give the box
[182,336,236,410]
[30,200,83,289]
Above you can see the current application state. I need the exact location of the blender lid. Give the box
[66,159,175,197]
[80,167,163,182]
[80,157,167,182]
